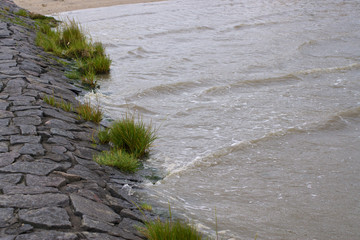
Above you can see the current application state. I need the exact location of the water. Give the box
[59,0,360,239]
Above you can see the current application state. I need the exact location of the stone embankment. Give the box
[0,1,153,239]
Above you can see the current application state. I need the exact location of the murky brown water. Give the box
[60,0,360,239]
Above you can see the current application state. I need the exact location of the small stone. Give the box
[51,145,67,154]
[0,193,69,208]
[105,194,132,213]
[0,110,14,118]
[2,185,59,195]
[50,128,75,139]
[0,160,60,175]
[19,143,45,156]
[27,174,66,188]
[0,141,9,153]
[44,119,81,131]
[0,118,10,126]
[10,105,41,111]
[4,223,33,236]
[0,152,20,167]
[19,207,71,228]
[53,171,83,182]
[13,116,42,126]
[120,209,145,223]
[0,126,19,136]
[19,125,37,135]
[0,99,9,110]
[0,208,14,227]
[82,232,126,240]
[10,135,41,144]
[75,147,97,160]
[43,108,76,123]
[70,194,121,223]
[15,231,77,240]
[0,173,22,187]
[15,109,43,117]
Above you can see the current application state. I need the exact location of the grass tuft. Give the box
[95,149,139,173]
[140,218,203,240]
[76,100,103,124]
[15,9,28,17]
[140,203,153,212]
[97,128,111,144]
[109,114,157,158]
[35,18,111,89]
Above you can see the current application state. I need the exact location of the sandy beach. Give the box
[13,0,163,14]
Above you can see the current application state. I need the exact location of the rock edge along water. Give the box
[0,1,155,239]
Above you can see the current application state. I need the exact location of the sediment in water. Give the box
[0,1,156,239]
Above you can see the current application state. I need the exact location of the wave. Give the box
[127,81,202,100]
[164,106,360,177]
[145,26,214,38]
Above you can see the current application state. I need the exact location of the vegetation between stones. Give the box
[35,18,111,89]
[94,149,139,173]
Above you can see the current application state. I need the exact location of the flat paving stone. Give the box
[0,152,20,167]
[0,126,19,136]
[0,110,14,118]
[82,232,126,240]
[26,174,66,188]
[19,125,37,135]
[0,141,9,153]
[44,119,81,131]
[10,135,41,145]
[50,128,75,139]
[0,99,9,110]
[19,143,45,155]
[13,116,42,126]
[15,231,77,240]
[0,160,61,175]
[0,193,69,208]
[0,118,10,126]
[0,173,22,187]
[15,109,43,117]
[70,194,120,223]
[0,208,14,228]
[18,207,72,229]
[43,108,76,123]
[2,185,59,195]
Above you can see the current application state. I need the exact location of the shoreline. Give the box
[0,1,157,239]
[13,0,164,15]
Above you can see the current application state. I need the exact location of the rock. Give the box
[107,183,135,204]
[10,105,41,111]
[74,147,97,160]
[15,231,77,240]
[0,160,61,175]
[0,193,69,208]
[70,194,121,223]
[0,141,9,153]
[120,209,145,223]
[19,125,37,135]
[0,110,14,118]
[0,152,20,167]
[50,128,75,139]
[10,135,41,145]
[15,109,43,117]
[13,116,42,126]
[2,185,59,195]
[105,194,131,213]
[81,215,143,240]
[26,174,66,188]
[0,173,22,187]
[0,126,19,136]
[19,143,45,156]
[53,171,83,182]
[0,118,10,126]
[82,232,126,240]
[44,119,81,131]
[0,99,9,110]
[43,108,76,123]
[4,223,33,235]
[0,208,14,228]
[19,207,72,228]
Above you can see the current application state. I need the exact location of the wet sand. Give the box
[13,0,163,14]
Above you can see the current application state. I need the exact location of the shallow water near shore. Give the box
[60,0,360,239]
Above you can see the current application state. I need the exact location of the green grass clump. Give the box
[97,128,111,144]
[141,219,203,240]
[35,19,111,89]
[140,203,153,212]
[109,115,157,158]
[76,100,103,124]
[43,94,56,106]
[15,9,28,17]
[95,149,139,173]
